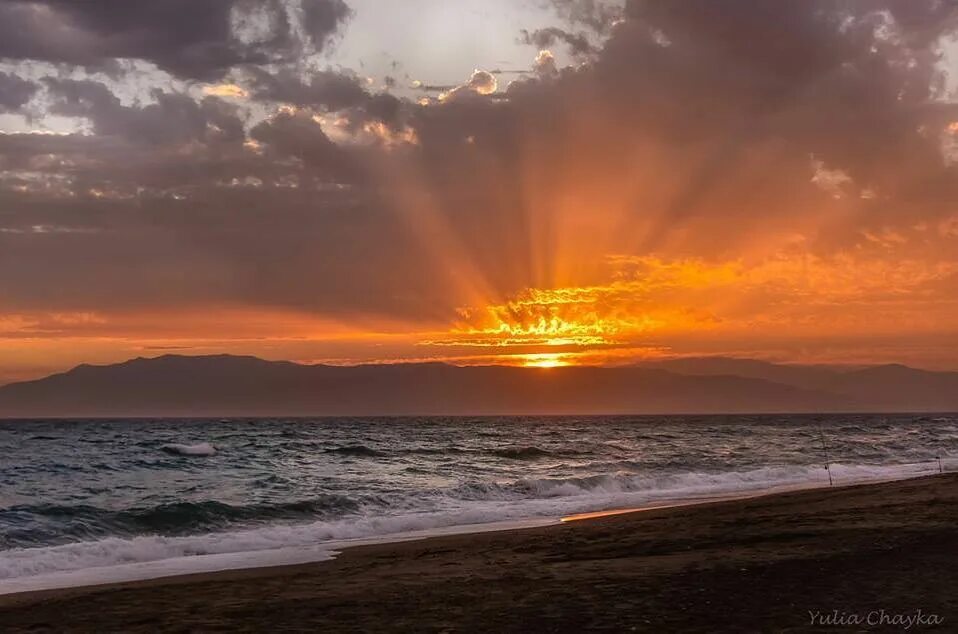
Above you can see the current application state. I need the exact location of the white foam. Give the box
[0,519,554,596]
[0,545,336,596]
[160,443,217,456]
[0,460,945,596]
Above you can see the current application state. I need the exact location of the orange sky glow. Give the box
[5,244,958,383]
[1,1,958,383]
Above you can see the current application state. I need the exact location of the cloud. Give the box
[245,67,406,131]
[432,252,958,355]
[247,67,369,109]
[0,0,351,80]
[437,70,499,102]
[549,0,622,33]
[249,107,354,175]
[44,78,246,146]
[521,27,595,57]
[465,70,498,95]
[202,83,249,99]
[533,50,559,76]
[300,0,352,49]
[0,72,38,112]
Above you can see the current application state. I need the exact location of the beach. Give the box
[1,473,956,632]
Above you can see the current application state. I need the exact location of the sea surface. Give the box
[1,414,956,592]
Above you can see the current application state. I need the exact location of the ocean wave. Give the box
[324,445,385,457]
[490,446,557,460]
[0,496,363,548]
[322,444,572,460]
[160,443,217,457]
[1,459,944,585]
[397,446,467,455]
[117,498,360,531]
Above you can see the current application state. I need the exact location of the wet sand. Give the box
[2,474,957,632]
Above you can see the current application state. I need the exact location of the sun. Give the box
[521,353,571,369]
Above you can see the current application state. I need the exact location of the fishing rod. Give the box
[819,426,833,487]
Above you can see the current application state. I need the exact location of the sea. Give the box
[1,414,956,594]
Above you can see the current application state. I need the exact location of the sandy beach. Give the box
[0,474,955,632]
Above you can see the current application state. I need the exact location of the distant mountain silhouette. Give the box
[635,357,859,391]
[0,354,841,417]
[830,364,958,412]
[636,357,958,412]
[0,354,955,417]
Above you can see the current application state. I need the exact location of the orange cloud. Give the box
[423,253,958,360]
[202,84,248,99]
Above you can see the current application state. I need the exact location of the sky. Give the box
[1,0,958,383]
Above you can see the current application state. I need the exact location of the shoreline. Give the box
[3,473,957,631]
[0,474,958,631]
[0,465,947,600]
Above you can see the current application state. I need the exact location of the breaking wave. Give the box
[490,446,557,460]
[160,443,217,457]
[0,459,945,586]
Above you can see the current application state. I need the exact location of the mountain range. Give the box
[1,354,956,417]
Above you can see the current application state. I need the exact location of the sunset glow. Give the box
[520,353,573,369]
[1,0,958,383]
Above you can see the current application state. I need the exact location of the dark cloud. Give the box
[370,0,958,293]
[0,72,38,112]
[247,67,369,110]
[548,0,622,33]
[247,67,405,128]
[44,78,245,146]
[362,93,402,127]
[301,0,352,49]
[883,0,958,45]
[0,0,350,80]
[520,27,595,57]
[249,108,355,177]
[0,126,444,320]
[607,0,958,231]
[414,83,458,93]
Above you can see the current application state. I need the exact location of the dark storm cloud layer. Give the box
[1,0,958,326]
[0,0,351,79]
